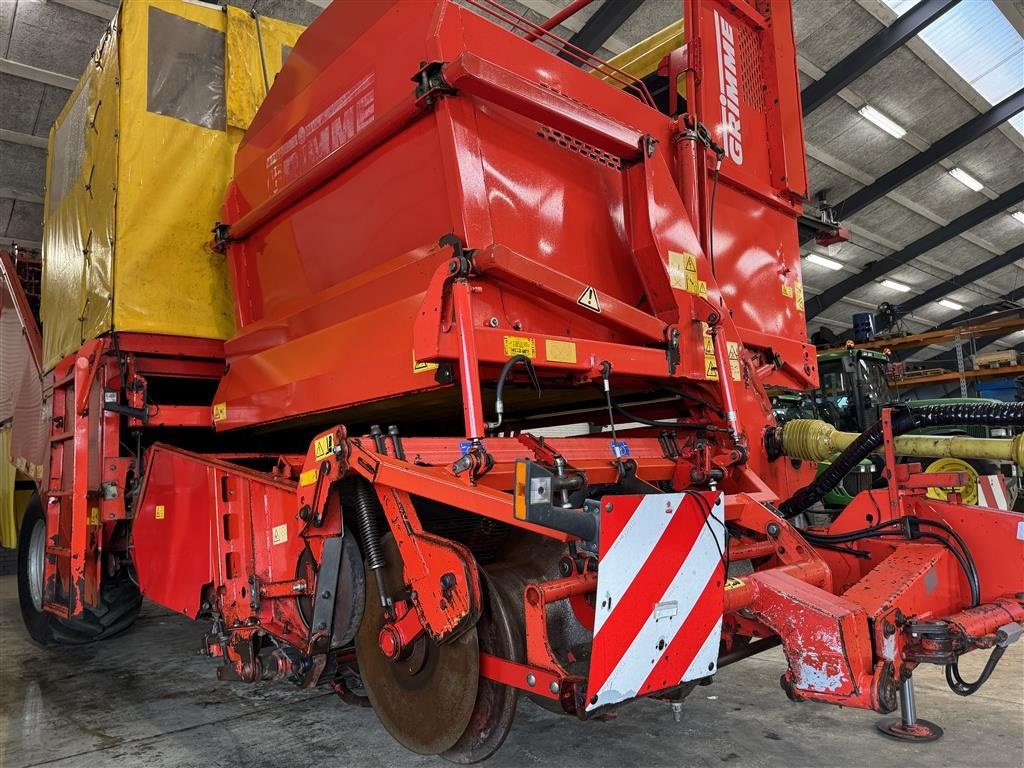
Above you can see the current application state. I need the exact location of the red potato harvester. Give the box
[6,0,1023,761]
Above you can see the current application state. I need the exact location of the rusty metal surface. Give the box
[355,534,480,755]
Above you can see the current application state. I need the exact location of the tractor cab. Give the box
[814,348,891,432]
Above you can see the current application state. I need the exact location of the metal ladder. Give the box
[41,357,92,619]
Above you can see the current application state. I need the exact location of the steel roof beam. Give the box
[558,0,644,58]
[805,182,1024,319]
[872,243,1024,332]
[801,0,959,115]
[826,88,1024,226]
[0,58,76,91]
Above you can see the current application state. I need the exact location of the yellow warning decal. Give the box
[698,280,708,299]
[212,402,227,422]
[314,433,335,461]
[668,250,687,289]
[89,507,100,525]
[781,284,794,298]
[503,335,537,358]
[155,504,165,520]
[577,286,601,312]
[701,322,714,354]
[794,282,804,312]
[704,355,719,381]
[545,339,577,364]
[724,577,745,590]
[272,524,288,545]
[413,351,438,374]
[299,469,318,487]
[686,274,700,294]
[727,341,741,381]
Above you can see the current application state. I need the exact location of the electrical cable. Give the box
[708,156,722,279]
[945,646,1006,696]
[803,515,980,607]
[658,385,725,418]
[690,490,728,572]
[611,398,719,431]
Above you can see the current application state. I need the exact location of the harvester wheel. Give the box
[17,494,141,646]
[923,458,1001,507]
[442,570,520,764]
[356,533,480,755]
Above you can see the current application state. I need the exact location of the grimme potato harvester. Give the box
[3,0,1023,760]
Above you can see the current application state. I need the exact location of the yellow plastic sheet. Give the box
[1,426,16,549]
[40,1,304,370]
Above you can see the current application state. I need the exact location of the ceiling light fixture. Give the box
[1011,211,1024,225]
[881,278,911,292]
[938,298,964,311]
[806,253,843,270]
[948,167,984,192]
[858,105,907,139]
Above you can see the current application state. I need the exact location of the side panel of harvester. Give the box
[214,0,818,449]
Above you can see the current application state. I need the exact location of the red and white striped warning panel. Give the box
[978,474,1011,511]
[586,492,725,711]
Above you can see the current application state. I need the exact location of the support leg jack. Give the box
[876,678,943,742]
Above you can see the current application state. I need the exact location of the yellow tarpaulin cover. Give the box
[41,1,304,370]
[0,426,30,549]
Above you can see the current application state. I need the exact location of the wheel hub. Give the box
[28,517,46,612]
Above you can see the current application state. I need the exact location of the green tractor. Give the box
[774,347,1020,510]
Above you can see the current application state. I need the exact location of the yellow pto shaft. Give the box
[778,419,1024,468]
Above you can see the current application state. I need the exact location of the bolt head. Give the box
[549,680,560,694]
[526,673,536,687]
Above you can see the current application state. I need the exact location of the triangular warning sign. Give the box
[577,286,601,313]
[705,356,719,378]
[684,253,697,272]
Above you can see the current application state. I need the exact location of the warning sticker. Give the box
[686,274,700,294]
[794,282,805,312]
[314,433,335,461]
[155,505,165,520]
[212,402,227,422]
[781,284,794,298]
[577,286,601,312]
[705,355,719,380]
[272,524,289,545]
[727,341,741,381]
[545,339,577,364]
[698,280,708,299]
[724,577,745,591]
[503,335,537,358]
[703,334,714,355]
[668,251,686,288]
[89,507,100,526]
[413,351,438,374]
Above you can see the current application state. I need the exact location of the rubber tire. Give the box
[17,494,142,646]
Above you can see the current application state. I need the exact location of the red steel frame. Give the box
[16,0,1022,737]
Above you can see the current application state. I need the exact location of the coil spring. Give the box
[353,480,385,572]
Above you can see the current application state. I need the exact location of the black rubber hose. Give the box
[778,402,1024,517]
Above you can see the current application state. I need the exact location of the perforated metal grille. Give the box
[536,126,622,170]
[736,24,765,112]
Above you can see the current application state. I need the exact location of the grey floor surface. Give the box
[1,574,1022,767]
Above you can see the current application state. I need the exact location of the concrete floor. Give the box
[1,574,1021,768]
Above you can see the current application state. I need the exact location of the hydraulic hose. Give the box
[777,402,1024,517]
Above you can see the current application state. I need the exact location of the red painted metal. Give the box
[524,0,594,40]
[11,0,1022,757]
